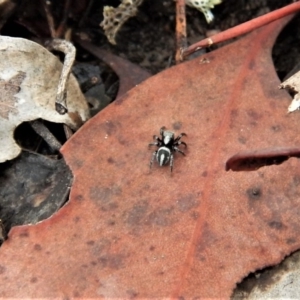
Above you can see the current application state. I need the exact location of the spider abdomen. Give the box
[157,147,171,166]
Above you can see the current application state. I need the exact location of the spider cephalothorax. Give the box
[149,126,187,172]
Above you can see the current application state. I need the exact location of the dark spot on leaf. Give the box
[230,109,238,128]
[198,255,206,262]
[114,94,126,105]
[142,184,150,191]
[107,220,116,226]
[230,109,238,118]
[98,254,125,270]
[238,136,247,144]
[286,238,296,244]
[146,207,176,226]
[90,186,121,202]
[126,289,139,299]
[293,175,300,185]
[107,157,115,164]
[271,125,281,132]
[90,238,111,257]
[72,159,84,169]
[172,122,182,130]
[104,120,117,135]
[89,186,121,211]
[246,187,262,200]
[0,265,5,274]
[195,223,218,261]
[30,277,38,283]
[73,291,80,297]
[19,230,29,238]
[248,59,255,70]
[75,195,84,202]
[101,202,118,212]
[87,240,95,246]
[190,211,200,220]
[247,109,262,121]
[118,137,128,146]
[73,216,80,223]
[268,221,284,230]
[176,194,200,212]
[33,244,42,251]
[125,200,149,226]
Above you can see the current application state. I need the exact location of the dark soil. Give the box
[77,0,298,77]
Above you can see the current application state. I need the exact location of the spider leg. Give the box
[176,141,187,148]
[149,142,159,149]
[174,147,185,156]
[170,153,174,172]
[153,135,162,143]
[160,126,166,136]
[149,151,157,169]
[174,133,187,143]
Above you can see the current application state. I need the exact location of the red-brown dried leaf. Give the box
[77,40,151,99]
[0,16,299,299]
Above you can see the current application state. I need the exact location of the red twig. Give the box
[56,0,71,38]
[183,1,300,58]
[175,0,187,63]
[42,0,56,38]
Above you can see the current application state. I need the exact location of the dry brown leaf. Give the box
[0,16,299,299]
[0,36,89,163]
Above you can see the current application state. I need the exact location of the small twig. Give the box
[56,0,71,38]
[42,0,57,38]
[63,124,73,140]
[30,120,62,151]
[183,1,300,58]
[79,0,95,28]
[175,0,187,63]
[45,39,76,114]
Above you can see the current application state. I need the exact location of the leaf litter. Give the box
[0,16,300,298]
[0,36,89,163]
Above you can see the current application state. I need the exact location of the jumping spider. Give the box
[149,126,187,172]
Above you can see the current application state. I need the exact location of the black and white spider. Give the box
[149,126,187,172]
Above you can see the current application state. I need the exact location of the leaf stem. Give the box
[175,0,187,63]
[183,1,300,58]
